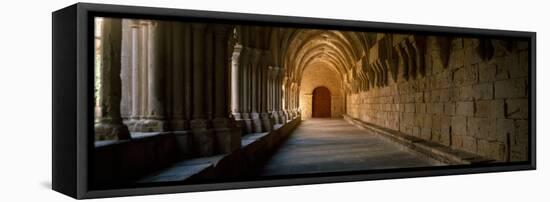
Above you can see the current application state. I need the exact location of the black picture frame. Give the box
[52,2,536,199]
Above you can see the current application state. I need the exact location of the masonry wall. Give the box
[347,36,529,162]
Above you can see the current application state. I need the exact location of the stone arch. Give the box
[299,63,344,119]
[277,29,368,118]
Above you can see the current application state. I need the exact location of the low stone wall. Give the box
[188,116,301,183]
[132,116,301,183]
[93,131,191,188]
[157,116,302,183]
[93,117,301,187]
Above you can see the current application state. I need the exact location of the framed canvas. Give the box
[52,3,536,199]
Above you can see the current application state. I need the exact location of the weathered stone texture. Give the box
[347,36,529,162]
[495,78,527,99]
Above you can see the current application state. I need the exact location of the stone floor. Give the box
[259,118,444,176]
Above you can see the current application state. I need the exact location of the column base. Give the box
[125,119,167,132]
[234,112,252,134]
[271,111,280,125]
[213,117,241,154]
[260,113,274,132]
[94,122,130,141]
[169,119,189,131]
[278,110,287,124]
[173,131,193,157]
[283,110,291,121]
[190,119,214,157]
[291,109,299,118]
[250,112,263,133]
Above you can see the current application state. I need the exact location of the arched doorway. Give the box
[312,86,331,118]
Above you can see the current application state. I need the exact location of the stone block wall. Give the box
[299,62,345,119]
[347,36,529,162]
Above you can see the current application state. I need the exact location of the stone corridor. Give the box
[91,17,530,187]
[260,119,442,176]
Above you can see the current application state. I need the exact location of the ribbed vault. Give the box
[281,29,368,89]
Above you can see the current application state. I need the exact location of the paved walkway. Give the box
[259,118,443,176]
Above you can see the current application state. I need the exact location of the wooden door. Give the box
[312,87,331,117]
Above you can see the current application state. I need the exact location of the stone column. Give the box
[94,18,130,141]
[183,24,193,127]
[139,21,149,129]
[130,23,140,123]
[231,44,242,117]
[287,83,293,118]
[292,83,298,118]
[240,47,253,133]
[269,66,279,124]
[296,84,301,117]
[205,28,214,121]
[260,52,274,131]
[250,49,263,133]
[190,23,214,157]
[292,83,295,117]
[231,44,252,134]
[276,68,286,123]
[144,21,167,131]
[281,81,287,120]
[170,22,187,130]
[119,20,144,132]
[120,19,133,122]
[212,25,241,154]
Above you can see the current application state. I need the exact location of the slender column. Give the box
[288,83,292,119]
[120,19,133,121]
[164,22,173,130]
[94,18,130,140]
[205,28,214,120]
[230,44,250,133]
[247,56,253,117]
[123,20,141,132]
[296,84,301,117]
[238,47,253,134]
[279,69,286,123]
[183,24,192,127]
[250,49,263,133]
[283,81,289,121]
[190,23,214,157]
[231,44,242,116]
[288,82,294,119]
[274,69,279,123]
[266,67,271,114]
[139,21,149,126]
[291,83,297,118]
[268,67,278,124]
[130,24,140,121]
[145,21,166,131]
[170,22,186,130]
[272,67,282,124]
[287,83,293,118]
[260,52,273,131]
[191,24,206,121]
[293,85,298,117]
[212,25,240,153]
